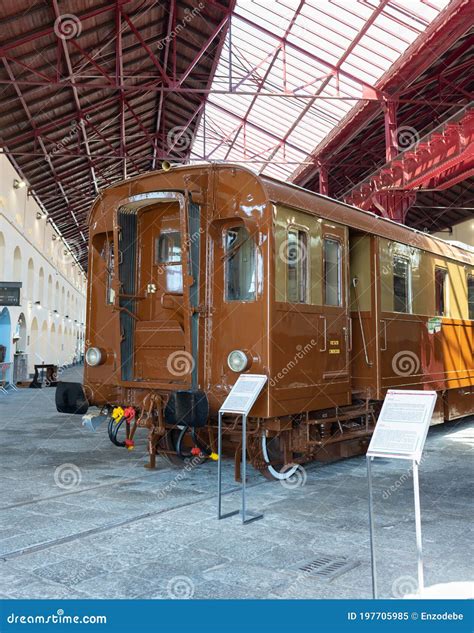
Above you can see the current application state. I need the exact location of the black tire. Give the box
[55,382,89,415]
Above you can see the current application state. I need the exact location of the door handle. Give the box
[319,316,327,352]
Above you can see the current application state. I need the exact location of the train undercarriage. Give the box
[59,381,377,480]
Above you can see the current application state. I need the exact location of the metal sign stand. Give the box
[217,411,263,524]
[366,389,436,599]
[367,456,424,598]
[216,374,267,525]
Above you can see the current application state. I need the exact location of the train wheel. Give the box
[259,434,300,481]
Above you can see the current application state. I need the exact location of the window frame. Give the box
[468,273,474,320]
[323,236,342,307]
[286,226,310,304]
[223,225,257,303]
[155,230,182,265]
[434,266,448,317]
[392,254,412,314]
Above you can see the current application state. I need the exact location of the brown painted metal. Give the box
[84,163,474,476]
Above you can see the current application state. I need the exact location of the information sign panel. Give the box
[367,389,437,462]
[219,374,267,415]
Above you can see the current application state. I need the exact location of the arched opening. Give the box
[27,258,34,298]
[0,232,5,280]
[47,275,53,308]
[0,307,12,383]
[28,317,39,375]
[39,321,48,365]
[13,246,22,280]
[38,267,45,305]
[14,313,27,353]
[54,281,59,311]
[57,324,63,365]
[61,286,65,314]
[50,323,56,364]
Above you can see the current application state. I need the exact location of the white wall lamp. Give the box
[13,179,26,189]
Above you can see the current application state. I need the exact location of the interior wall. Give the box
[0,155,87,377]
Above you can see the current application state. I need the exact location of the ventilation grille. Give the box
[296,555,359,581]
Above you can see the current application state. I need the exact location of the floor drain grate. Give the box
[295,555,359,581]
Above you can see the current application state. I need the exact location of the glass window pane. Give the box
[287,229,308,303]
[324,239,341,306]
[225,226,256,301]
[468,275,474,320]
[105,241,114,304]
[435,268,447,316]
[393,256,410,313]
[156,231,181,264]
[165,265,183,293]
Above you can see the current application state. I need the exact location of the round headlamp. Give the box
[85,347,104,367]
[227,350,249,373]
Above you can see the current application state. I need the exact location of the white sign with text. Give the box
[367,390,437,462]
[220,374,267,415]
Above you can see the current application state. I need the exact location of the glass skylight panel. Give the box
[189,0,450,179]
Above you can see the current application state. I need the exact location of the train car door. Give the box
[132,196,193,384]
[320,222,351,402]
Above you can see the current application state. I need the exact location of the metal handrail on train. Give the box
[352,277,373,367]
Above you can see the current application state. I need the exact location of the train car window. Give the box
[393,256,411,313]
[156,231,181,263]
[105,240,115,304]
[287,229,308,303]
[224,226,256,301]
[323,238,341,306]
[155,231,182,293]
[435,267,448,316]
[468,275,474,320]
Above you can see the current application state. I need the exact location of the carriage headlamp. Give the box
[227,350,249,373]
[85,347,104,367]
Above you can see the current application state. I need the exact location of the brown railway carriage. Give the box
[57,164,474,479]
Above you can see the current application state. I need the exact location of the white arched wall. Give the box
[0,154,87,378]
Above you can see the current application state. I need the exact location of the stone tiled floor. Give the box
[0,366,472,599]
